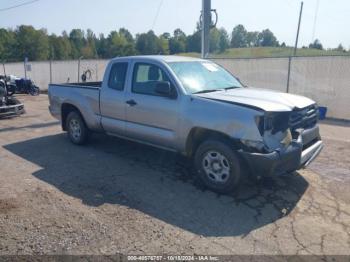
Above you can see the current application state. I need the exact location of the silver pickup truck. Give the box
[49,55,323,193]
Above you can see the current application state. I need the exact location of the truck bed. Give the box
[48,82,102,131]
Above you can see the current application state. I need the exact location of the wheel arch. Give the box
[185,127,244,157]
[61,103,85,131]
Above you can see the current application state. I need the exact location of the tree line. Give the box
[0,24,344,62]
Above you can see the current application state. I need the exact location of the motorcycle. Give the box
[13,77,40,96]
[1,75,40,96]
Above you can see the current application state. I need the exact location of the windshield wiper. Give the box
[193,86,241,94]
[193,89,224,94]
[223,86,241,90]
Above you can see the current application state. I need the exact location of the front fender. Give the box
[177,96,264,151]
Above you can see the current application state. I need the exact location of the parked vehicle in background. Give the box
[0,75,25,118]
[1,75,40,96]
[48,56,324,193]
[14,78,40,96]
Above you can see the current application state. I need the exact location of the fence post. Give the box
[49,59,52,84]
[95,63,98,81]
[24,58,28,79]
[77,59,81,83]
[2,62,6,75]
[286,56,292,93]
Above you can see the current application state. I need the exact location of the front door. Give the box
[125,62,180,149]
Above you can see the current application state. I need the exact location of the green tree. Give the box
[169,29,187,54]
[158,35,169,55]
[258,29,279,47]
[309,39,323,50]
[83,29,98,58]
[218,28,230,53]
[119,28,134,43]
[246,31,259,47]
[118,28,136,55]
[209,27,221,52]
[335,44,345,52]
[0,24,287,61]
[49,34,72,60]
[161,32,171,40]
[107,30,135,57]
[186,28,201,53]
[231,24,247,48]
[69,29,85,58]
[135,30,163,55]
[15,25,49,61]
[0,29,16,61]
[96,33,109,58]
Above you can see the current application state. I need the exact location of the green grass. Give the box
[178,47,349,59]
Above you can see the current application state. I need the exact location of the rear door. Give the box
[100,61,130,135]
[124,61,180,149]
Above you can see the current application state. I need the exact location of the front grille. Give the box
[289,104,318,130]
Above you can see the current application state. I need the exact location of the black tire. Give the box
[66,111,89,145]
[29,85,40,96]
[194,139,241,193]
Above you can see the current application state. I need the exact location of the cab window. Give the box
[108,62,128,90]
[132,63,172,96]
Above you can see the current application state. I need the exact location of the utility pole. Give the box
[201,0,211,59]
[287,1,304,93]
[294,1,304,56]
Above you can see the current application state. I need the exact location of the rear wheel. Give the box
[66,111,89,145]
[29,85,40,96]
[194,139,241,193]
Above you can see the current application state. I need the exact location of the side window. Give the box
[108,62,128,90]
[132,63,171,96]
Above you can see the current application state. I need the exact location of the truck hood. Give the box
[194,87,315,112]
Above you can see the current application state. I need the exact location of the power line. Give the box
[151,0,164,31]
[0,0,40,12]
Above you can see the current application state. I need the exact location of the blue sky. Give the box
[0,0,349,48]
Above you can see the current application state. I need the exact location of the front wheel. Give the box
[66,111,89,145]
[194,139,241,194]
[29,85,40,96]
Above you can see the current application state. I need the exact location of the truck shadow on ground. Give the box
[4,133,308,237]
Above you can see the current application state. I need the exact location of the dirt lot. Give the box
[0,95,350,256]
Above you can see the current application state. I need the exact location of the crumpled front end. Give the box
[0,97,25,118]
[238,104,324,177]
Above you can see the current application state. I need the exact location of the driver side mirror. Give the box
[155,81,176,98]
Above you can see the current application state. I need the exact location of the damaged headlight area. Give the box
[264,112,290,134]
[256,112,294,152]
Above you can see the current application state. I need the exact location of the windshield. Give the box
[168,61,243,94]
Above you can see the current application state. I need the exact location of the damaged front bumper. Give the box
[239,126,324,177]
[0,103,25,118]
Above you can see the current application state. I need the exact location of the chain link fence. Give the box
[2,59,109,93]
[213,56,350,120]
[3,56,350,120]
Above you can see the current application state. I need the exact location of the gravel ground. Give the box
[0,95,349,256]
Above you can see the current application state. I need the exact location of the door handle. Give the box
[126,99,137,106]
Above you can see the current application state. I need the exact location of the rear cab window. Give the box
[108,62,128,91]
